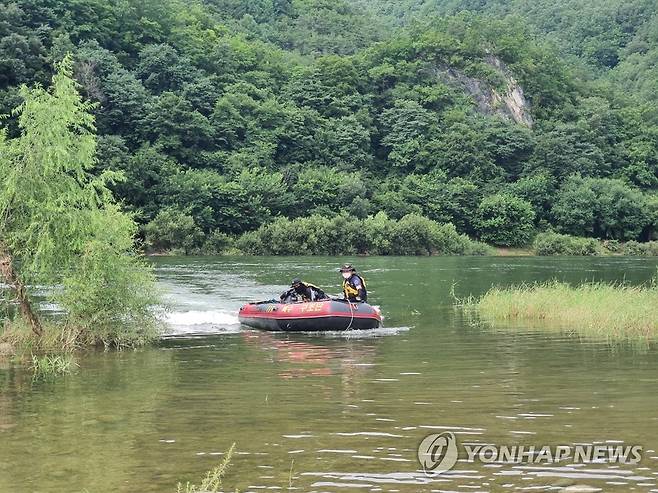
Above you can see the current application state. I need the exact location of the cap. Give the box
[338,264,356,273]
[291,278,302,286]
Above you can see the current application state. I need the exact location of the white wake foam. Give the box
[164,310,241,336]
[306,326,411,338]
[167,310,239,326]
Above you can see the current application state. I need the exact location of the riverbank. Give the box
[532,232,658,256]
[158,213,494,256]
[147,233,658,257]
[144,213,658,257]
[463,279,658,342]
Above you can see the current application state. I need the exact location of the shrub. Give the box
[390,214,440,255]
[533,231,602,256]
[61,227,161,348]
[432,222,485,255]
[234,213,490,256]
[234,231,264,255]
[463,239,494,256]
[552,176,650,240]
[641,242,658,256]
[202,231,234,255]
[509,173,555,224]
[623,241,644,256]
[259,215,332,254]
[646,195,658,240]
[363,211,394,255]
[476,194,535,247]
[550,178,597,237]
[144,208,204,254]
[623,241,658,256]
[324,214,362,255]
[601,239,622,253]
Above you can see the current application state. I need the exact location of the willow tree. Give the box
[0,55,159,346]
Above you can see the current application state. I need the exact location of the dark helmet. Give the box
[339,264,356,273]
[291,278,302,286]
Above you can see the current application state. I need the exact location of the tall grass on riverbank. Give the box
[0,320,79,354]
[463,279,658,341]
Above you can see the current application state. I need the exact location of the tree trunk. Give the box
[0,248,43,337]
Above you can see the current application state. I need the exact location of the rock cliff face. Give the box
[434,55,534,127]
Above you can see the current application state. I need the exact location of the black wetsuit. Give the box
[280,282,327,303]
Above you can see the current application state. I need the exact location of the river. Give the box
[1,256,658,492]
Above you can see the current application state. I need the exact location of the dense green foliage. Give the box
[1,0,657,252]
[359,0,658,73]
[533,231,658,256]
[233,212,491,255]
[0,57,159,347]
[533,232,603,256]
[475,194,535,247]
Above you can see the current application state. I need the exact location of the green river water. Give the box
[1,256,658,493]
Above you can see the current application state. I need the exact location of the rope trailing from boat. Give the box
[346,301,355,330]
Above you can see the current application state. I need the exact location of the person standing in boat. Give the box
[280,278,327,303]
[339,264,367,302]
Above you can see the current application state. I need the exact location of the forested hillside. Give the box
[361,2,652,64]
[1,0,656,253]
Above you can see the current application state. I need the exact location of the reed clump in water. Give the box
[464,279,658,341]
[30,353,77,378]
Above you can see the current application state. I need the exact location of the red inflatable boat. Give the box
[238,299,382,331]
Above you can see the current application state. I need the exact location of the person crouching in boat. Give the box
[339,264,367,302]
[280,278,327,303]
